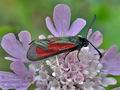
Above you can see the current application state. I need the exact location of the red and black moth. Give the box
[27,36,102,61]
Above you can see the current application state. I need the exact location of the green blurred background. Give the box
[0,0,120,90]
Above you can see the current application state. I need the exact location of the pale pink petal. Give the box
[45,17,59,37]
[113,87,120,90]
[102,45,118,60]
[64,71,74,80]
[87,29,93,39]
[0,71,30,90]
[36,81,48,90]
[67,18,86,36]
[88,31,103,47]
[101,45,120,75]
[5,57,20,61]
[18,31,31,49]
[53,4,71,35]
[10,61,34,81]
[5,57,29,62]
[16,88,28,90]
[73,72,84,84]
[10,61,28,78]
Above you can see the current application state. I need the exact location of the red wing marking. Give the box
[36,43,75,57]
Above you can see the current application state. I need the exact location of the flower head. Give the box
[36,29,120,90]
[33,42,118,90]
[46,4,86,37]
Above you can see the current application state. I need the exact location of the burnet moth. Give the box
[27,15,102,61]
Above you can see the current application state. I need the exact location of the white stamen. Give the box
[52,72,56,77]
[38,35,46,39]
[83,70,89,75]
[48,35,53,38]
[46,60,51,65]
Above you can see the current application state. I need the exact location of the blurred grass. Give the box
[0,0,120,89]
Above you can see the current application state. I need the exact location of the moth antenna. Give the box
[87,15,96,30]
[87,40,102,58]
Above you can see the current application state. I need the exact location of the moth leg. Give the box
[64,49,75,62]
[64,51,71,60]
[77,48,81,62]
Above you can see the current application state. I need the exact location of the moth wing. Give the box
[27,41,76,61]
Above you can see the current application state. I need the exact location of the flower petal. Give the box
[101,77,117,87]
[0,71,30,90]
[16,88,28,90]
[102,45,118,61]
[87,29,93,39]
[45,17,59,36]
[67,18,86,36]
[1,33,26,61]
[10,61,28,78]
[18,31,31,49]
[113,87,120,90]
[36,80,48,90]
[5,57,20,62]
[101,45,120,75]
[73,72,84,84]
[88,31,103,47]
[10,61,34,82]
[53,4,71,36]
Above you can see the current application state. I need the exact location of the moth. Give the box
[27,36,102,61]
